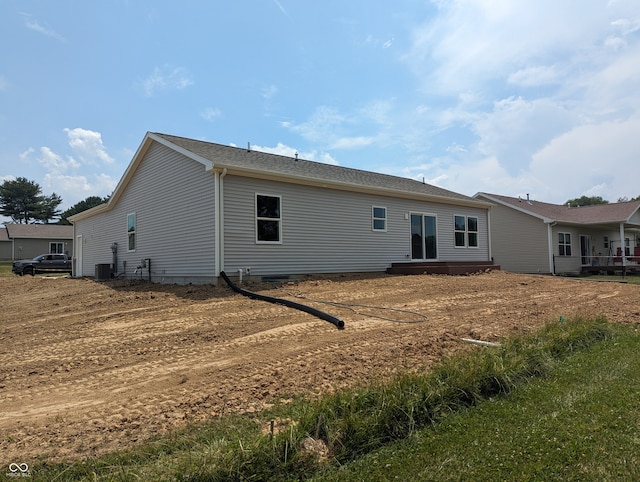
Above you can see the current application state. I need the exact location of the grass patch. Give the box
[0,260,13,276]
[30,316,621,481]
[315,321,640,481]
[580,273,640,285]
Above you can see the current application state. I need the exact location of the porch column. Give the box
[619,222,626,269]
[547,223,555,275]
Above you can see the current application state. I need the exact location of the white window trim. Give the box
[372,206,387,232]
[49,242,64,254]
[255,193,283,244]
[558,232,572,256]
[454,214,466,248]
[467,216,479,248]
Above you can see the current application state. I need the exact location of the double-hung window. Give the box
[256,194,282,243]
[558,233,571,256]
[50,242,64,253]
[372,206,387,231]
[467,216,478,247]
[127,213,136,251]
[454,215,479,248]
[454,215,466,247]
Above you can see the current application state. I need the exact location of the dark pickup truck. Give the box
[12,253,72,276]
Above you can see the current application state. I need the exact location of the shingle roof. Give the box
[0,227,9,242]
[153,133,485,206]
[477,193,640,224]
[5,224,73,239]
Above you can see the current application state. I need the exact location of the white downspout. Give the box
[214,168,228,277]
[486,207,492,262]
[547,222,555,275]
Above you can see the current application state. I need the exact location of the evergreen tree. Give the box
[0,177,62,223]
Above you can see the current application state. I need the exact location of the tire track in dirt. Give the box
[1,272,639,463]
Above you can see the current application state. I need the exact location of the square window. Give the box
[256,194,282,243]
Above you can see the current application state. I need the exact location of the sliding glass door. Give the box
[411,214,437,260]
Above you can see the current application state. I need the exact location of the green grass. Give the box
[0,260,13,276]
[315,322,640,481]
[28,317,636,481]
[581,273,640,285]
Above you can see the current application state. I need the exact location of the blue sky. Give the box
[1,1,639,223]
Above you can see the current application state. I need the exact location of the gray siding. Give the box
[74,143,217,283]
[222,176,490,276]
[551,225,582,274]
[486,202,550,273]
[0,241,10,260]
[9,238,72,260]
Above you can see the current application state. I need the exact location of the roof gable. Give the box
[476,192,640,225]
[71,132,491,221]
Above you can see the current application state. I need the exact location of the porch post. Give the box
[547,223,555,275]
[619,222,626,274]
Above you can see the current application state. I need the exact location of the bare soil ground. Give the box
[2,271,640,464]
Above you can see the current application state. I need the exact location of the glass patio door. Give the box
[580,235,591,266]
[411,214,437,260]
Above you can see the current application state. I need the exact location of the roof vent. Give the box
[247,141,251,152]
[295,151,298,161]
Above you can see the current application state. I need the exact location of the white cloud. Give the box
[21,14,66,42]
[262,84,278,100]
[64,128,115,165]
[250,142,339,165]
[201,107,222,122]
[471,96,575,175]
[38,146,80,171]
[328,136,375,150]
[507,65,563,87]
[530,117,640,201]
[140,65,193,97]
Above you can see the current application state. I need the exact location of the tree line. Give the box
[0,177,108,225]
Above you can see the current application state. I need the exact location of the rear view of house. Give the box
[70,132,494,284]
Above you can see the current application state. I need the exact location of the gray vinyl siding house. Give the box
[0,224,73,260]
[70,132,493,284]
[475,192,640,275]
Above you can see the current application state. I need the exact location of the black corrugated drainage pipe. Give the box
[220,271,345,330]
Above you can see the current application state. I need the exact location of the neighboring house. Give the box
[0,226,10,260]
[0,224,74,260]
[70,132,495,284]
[474,192,640,275]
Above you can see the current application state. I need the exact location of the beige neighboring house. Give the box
[1,224,74,261]
[474,193,640,275]
[0,226,10,260]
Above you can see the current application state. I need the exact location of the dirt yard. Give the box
[2,271,640,464]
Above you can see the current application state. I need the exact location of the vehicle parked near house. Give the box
[12,253,72,276]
